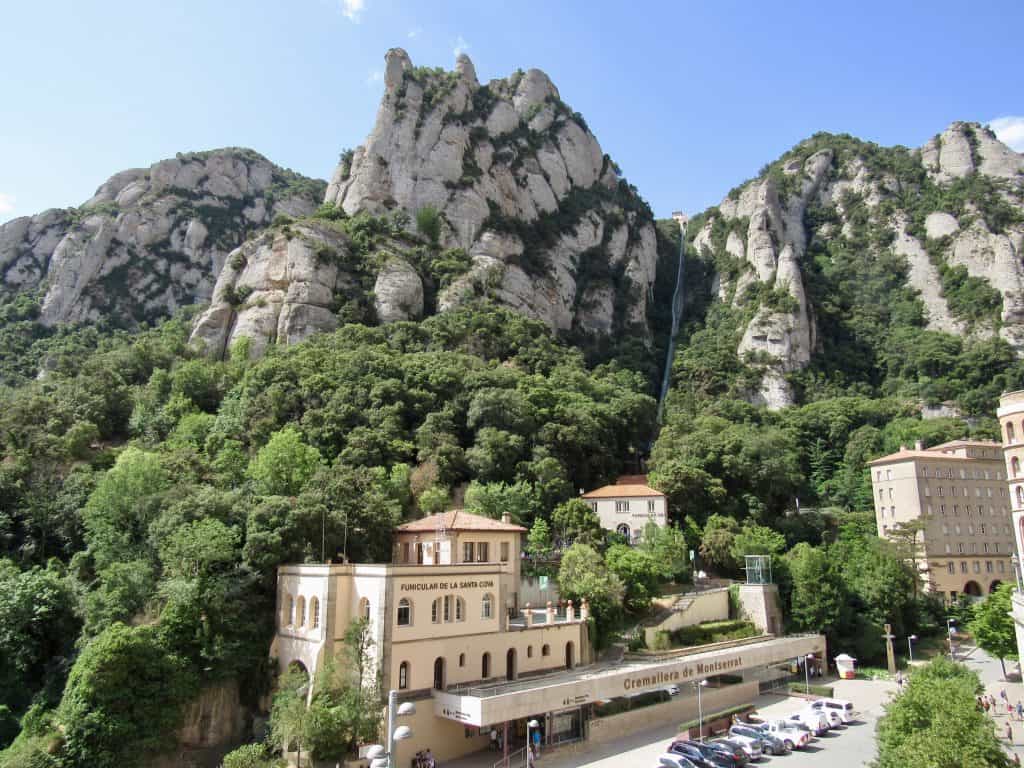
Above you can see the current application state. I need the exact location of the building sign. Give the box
[400,579,495,592]
[442,707,472,722]
[622,656,744,691]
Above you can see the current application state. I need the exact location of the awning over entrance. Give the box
[433,634,825,727]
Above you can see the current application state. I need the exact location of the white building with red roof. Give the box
[581,474,667,543]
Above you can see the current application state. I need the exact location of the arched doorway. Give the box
[964,581,983,597]
[616,523,630,538]
[565,641,575,670]
[506,648,517,681]
[990,580,1003,593]
[482,652,491,679]
[433,657,446,690]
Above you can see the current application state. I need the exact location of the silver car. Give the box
[731,724,787,756]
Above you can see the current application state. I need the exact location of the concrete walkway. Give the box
[957,643,1024,762]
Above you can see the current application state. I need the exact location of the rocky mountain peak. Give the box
[322,50,658,336]
[0,148,324,326]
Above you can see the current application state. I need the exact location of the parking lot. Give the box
[539,677,896,768]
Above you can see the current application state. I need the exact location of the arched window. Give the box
[542,644,550,657]
[1017,486,1024,507]
[310,597,320,629]
[1014,457,1021,478]
[459,653,466,667]
[527,645,533,658]
[296,596,306,628]
[482,593,494,619]
[616,523,630,538]
[397,598,412,626]
[456,597,465,622]
[359,597,371,621]
[284,594,294,627]
[398,661,409,690]
[482,652,491,678]
[431,598,441,624]
[565,641,575,670]
[1009,423,1016,443]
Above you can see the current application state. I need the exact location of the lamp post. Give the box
[800,653,816,694]
[695,679,708,742]
[907,634,918,665]
[525,718,540,767]
[366,690,416,768]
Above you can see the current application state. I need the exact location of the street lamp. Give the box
[525,718,540,767]
[907,634,918,665]
[803,653,815,694]
[695,679,708,742]
[366,691,416,768]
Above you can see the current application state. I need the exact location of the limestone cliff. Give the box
[0,149,324,326]
[325,48,658,337]
[691,121,1024,409]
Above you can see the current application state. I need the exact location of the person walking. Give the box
[490,728,498,752]
[1016,701,1023,721]
[985,697,992,714]
[1007,722,1014,744]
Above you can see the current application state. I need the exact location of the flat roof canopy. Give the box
[433,634,825,726]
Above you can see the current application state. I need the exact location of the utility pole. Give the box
[883,623,896,675]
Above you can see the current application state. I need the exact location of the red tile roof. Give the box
[395,510,527,533]
[581,475,665,499]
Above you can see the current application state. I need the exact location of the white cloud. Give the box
[0,193,14,215]
[340,0,365,22]
[408,28,421,39]
[366,70,383,86]
[453,35,470,57]
[989,116,1024,153]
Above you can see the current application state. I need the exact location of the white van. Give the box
[810,698,858,724]
[788,709,830,735]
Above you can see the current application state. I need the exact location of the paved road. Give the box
[957,643,1024,761]
[538,678,896,768]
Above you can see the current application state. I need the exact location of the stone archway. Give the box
[506,648,517,681]
[964,580,983,597]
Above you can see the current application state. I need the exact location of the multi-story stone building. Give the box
[581,475,667,543]
[996,391,1024,669]
[271,509,825,765]
[868,439,1012,601]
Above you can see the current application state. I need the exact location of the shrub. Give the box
[670,619,759,647]
[416,206,442,246]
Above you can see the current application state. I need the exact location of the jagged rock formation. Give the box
[692,121,1024,409]
[0,149,324,325]
[190,221,356,358]
[325,48,658,336]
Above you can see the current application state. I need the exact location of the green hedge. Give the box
[670,620,759,647]
[787,682,834,697]
[679,704,754,732]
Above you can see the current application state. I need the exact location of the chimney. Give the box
[914,440,924,451]
[501,512,511,524]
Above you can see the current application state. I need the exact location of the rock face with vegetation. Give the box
[689,121,1024,408]
[325,48,658,338]
[0,149,324,327]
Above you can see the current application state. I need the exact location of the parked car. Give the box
[665,684,681,696]
[709,738,754,764]
[720,741,761,765]
[813,706,843,729]
[659,753,699,768]
[684,740,742,768]
[810,698,859,724]
[667,741,727,768]
[787,709,830,736]
[748,719,812,749]
[730,724,786,756]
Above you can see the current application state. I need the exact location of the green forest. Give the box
[2,129,1023,766]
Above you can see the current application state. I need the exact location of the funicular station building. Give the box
[272,511,826,765]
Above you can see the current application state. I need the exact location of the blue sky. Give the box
[1,0,1022,224]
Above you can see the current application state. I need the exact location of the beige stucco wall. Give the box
[643,588,730,646]
[393,699,490,766]
[588,681,759,745]
[871,445,1013,600]
[390,621,585,692]
[588,496,667,541]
